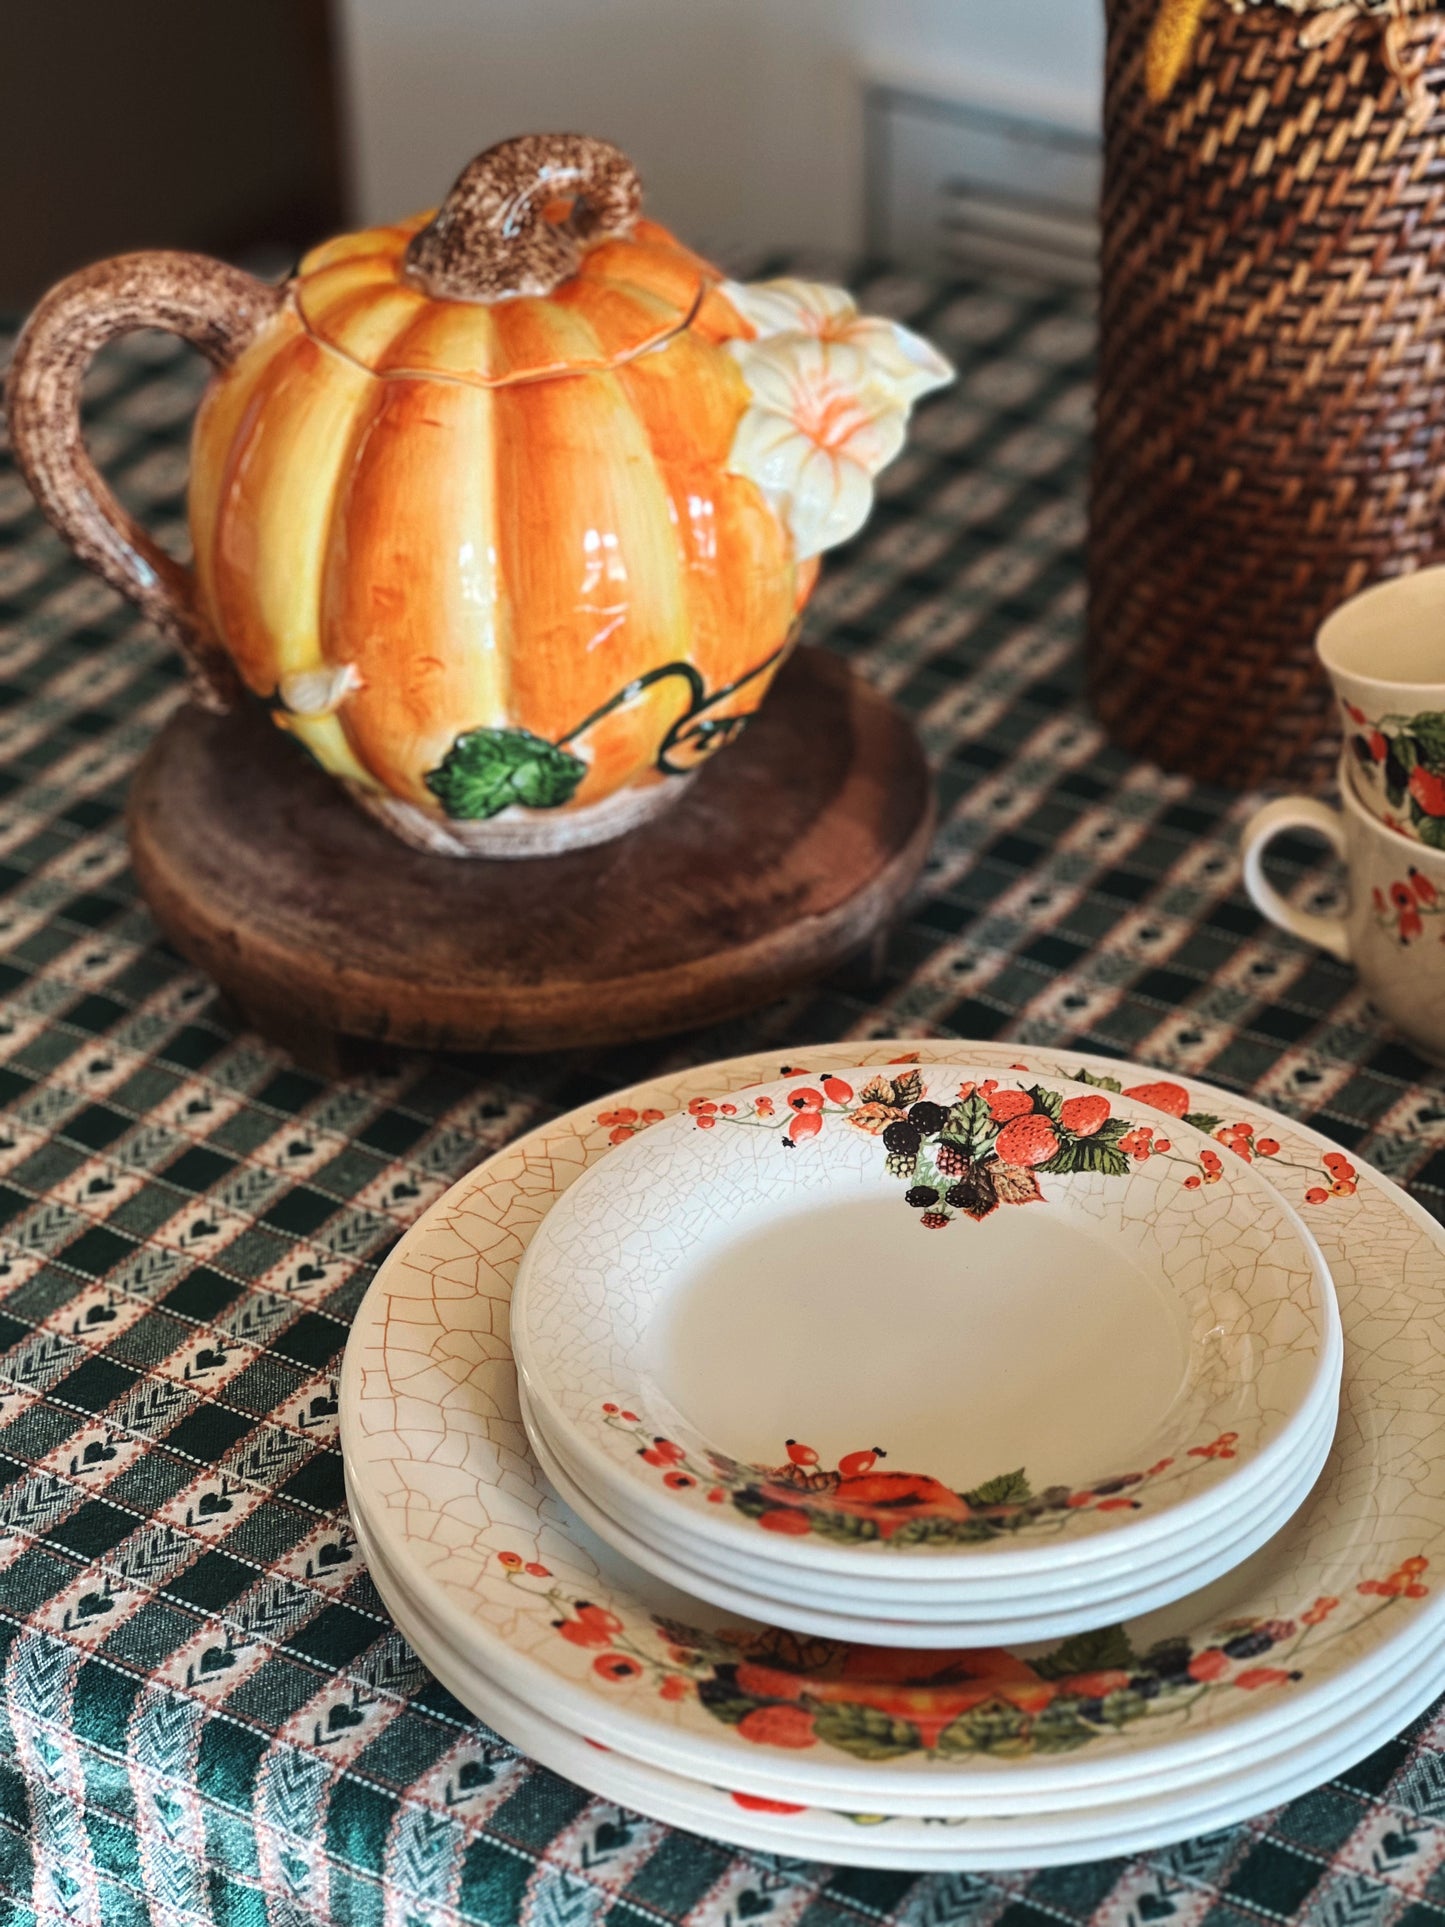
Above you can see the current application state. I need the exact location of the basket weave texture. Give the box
[1088,0,1445,789]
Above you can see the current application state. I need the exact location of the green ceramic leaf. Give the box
[964,1468,1033,1508]
[1033,1625,1135,1681]
[424,727,586,820]
[1182,1112,1222,1134]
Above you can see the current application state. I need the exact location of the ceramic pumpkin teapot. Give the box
[6,134,951,857]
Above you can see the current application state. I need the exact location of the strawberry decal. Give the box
[852,1074,1136,1228]
[1059,1093,1112,1136]
[993,1113,1061,1168]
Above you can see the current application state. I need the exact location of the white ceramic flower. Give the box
[723,278,953,559]
[723,277,954,405]
[725,336,908,561]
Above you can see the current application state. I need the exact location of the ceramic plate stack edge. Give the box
[344,1490,1445,1870]
[339,1041,1445,1870]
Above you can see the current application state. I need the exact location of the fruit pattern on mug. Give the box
[600,1409,1248,1550]
[500,1557,1425,1764]
[1347,703,1445,847]
[1371,869,1445,946]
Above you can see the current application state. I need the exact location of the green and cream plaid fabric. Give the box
[1,268,1444,1927]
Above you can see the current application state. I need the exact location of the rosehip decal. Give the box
[598,1410,1266,1552]
[1372,868,1445,946]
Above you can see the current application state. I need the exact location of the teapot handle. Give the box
[5,252,283,712]
[405,134,642,303]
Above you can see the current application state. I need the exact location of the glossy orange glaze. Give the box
[188,213,805,828]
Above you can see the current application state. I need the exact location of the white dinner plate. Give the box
[521,1376,1337,1644]
[348,1483,1445,1867]
[513,1063,1338,1589]
[339,1041,1444,1806]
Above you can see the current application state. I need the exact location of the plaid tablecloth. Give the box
[2,268,1444,1927]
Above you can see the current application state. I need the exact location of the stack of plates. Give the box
[510,1064,1342,1645]
[340,1042,1445,1871]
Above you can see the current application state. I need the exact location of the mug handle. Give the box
[1239,797,1351,963]
[4,251,283,712]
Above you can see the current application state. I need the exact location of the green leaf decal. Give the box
[964,1468,1033,1508]
[1033,1625,1135,1681]
[1417,813,1445,852]
[1409,713,1445,773]
[695,1691,756,1728]
[1039,1137,1130,1177]
[1030,1085,1065,1125]
[936,1701,1031,1757]
[945,1092,995,1158]
[808,1701,921,1762]
[1070,1068,1123,1092]
[425,727,586,820]
[885,1514,1002,1546]
[1182,1112,1222,1134]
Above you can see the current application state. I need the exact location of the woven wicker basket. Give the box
[1088,0,1445,790]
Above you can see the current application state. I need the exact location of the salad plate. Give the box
[348,1484,1445,1864]
[527,1381,1338,1609]
[339,1041,1443,1810]
[520,1376,1338,1643]
[511,1065,1338,1588]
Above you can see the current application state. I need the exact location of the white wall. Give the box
[338,0,1103,258]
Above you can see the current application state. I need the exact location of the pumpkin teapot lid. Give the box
[294,133,735,387]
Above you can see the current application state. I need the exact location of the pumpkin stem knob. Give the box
[404,133,643,303]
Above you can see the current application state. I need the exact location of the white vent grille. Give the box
[865,84,1100,283]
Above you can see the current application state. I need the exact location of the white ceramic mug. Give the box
[1241,759,1445,1061]
[1317,568,1445,848]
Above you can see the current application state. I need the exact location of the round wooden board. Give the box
[126,645,935,1058]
